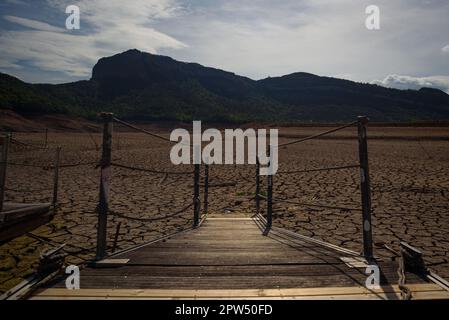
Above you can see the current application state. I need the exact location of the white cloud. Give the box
[167,0,449,82]
[4,15,64,32]
[0,30,99,77]
[443,45,449,53]
[0,0,186,80]
[371,74,449,94]
[1,0,449,84]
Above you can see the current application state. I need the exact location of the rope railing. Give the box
[1,134,62,209]
[10,138,49,150]
[111,162,194,175]
[113,116,194,148]
[2,130,94,212]
[95,113,204,260]
[113,117,173,143]
[256,116,374,260]
[277,120,358,148]
[277,164,360,175]
[272,198,362,212]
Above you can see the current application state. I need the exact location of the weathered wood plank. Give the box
[31,216,443,299]
[54,264,398,277]
[32,284,449,300]
[51,275,418,290]
[45,262,423,291]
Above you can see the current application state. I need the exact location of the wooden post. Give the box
[203,164,209,215]
[357,116,374,260]
[255,158,260,215]
[0,135,10,212]
[193,164,200,227]
[96,113,113,260]
[266,174,273,231]
[52,147,61,207]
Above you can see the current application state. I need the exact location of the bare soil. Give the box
[1,125,448,293]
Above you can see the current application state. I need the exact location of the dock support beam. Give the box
[96,112,113,260]
[255,158,260,215]
[193,163,200,227]
[203,163,209,215]
[52,147,61,207]
[0,134,10,212]
[357,116,374,260]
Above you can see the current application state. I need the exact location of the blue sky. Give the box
[0,0,448,93]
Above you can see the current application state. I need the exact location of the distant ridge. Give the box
[1,49,449,122]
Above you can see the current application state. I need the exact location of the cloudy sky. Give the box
[0,0,448,93]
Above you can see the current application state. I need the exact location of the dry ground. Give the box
[1,125,448,293]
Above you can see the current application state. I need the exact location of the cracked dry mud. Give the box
[1,127,448,293]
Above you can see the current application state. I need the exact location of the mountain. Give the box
[1,49,449,123]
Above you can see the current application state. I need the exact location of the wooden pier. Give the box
[30,214,449,300]
[5,117,446,300]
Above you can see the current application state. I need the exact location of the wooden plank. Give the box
[36,283,444,297]
[2,270,60,300]
[107,226,195,258]
[255,215,360,257]
[30,216,447,299]
[46,263,423,290]
[123,244,341,253]
[57,264,397,277]
[32,284,449,300]
[121,243,347,265]
[122,252,343,266]
[152,238,327,247]
[142,240,286,246]
[30,293,449,300]
[54,275,408,290]
[93,259,130,267]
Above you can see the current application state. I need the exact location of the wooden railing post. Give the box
[96,112,113,260]
[52,147,61,207]
[255,158,260,215]
[203,163,209,215]
[0,134,10,212]
[193,163,200,227]
[266,170,273,233]
[357,116,374,260]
